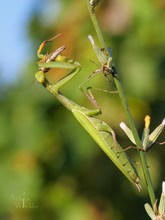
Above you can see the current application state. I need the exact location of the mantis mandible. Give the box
[35,35,141,190]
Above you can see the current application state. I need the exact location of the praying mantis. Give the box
[35,34,141,190]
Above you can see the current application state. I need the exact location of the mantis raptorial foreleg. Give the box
[35,35,141,190]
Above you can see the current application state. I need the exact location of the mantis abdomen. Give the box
[72,108,141,189]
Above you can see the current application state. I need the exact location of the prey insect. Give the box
[87,35,118,82]
[35,35,141,190]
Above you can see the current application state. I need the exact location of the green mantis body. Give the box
[35,36,141,190]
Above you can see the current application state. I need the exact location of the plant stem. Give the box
[114,77,156,205]
[85,0,156,206]
[85,0,107,50]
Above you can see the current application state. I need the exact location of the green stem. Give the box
[85,0,156,206]
[85,0,107,50]
[114,77,156,205]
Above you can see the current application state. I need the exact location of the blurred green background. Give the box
[0,0,165,219]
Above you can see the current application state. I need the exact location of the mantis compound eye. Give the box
[35,71,46,84]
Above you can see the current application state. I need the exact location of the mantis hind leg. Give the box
[79,70,118,110]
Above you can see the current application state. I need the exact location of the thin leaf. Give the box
[144,203,155,220]
[120,122,136,144]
